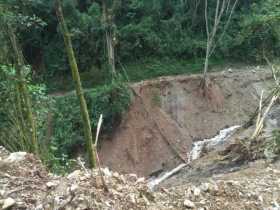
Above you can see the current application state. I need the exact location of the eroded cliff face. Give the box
[99,69,273,176]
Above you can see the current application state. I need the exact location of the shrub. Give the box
[0,65,49,152]
[48,80,132,169]
[264,129,280,161]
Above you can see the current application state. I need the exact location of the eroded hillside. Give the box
[100,68,274,176]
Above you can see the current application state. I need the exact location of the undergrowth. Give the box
[45,80,132,173]
[264,129,280,161]
[46,57,224,93]
[0,65,131,173]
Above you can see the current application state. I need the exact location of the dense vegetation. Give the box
[0,0,279,172]
[1,0,280,90]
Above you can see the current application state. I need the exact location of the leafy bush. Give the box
[264,130,280,161]
[233,0,280,61]
[0,65,49,152]
[49,80,132,167]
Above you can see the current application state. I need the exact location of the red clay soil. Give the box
[99,70,272,176]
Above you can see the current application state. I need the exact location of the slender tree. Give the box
[202,0,238,88]
[55,0,96,168]
[101,0,118,77]
[7,25,39,155]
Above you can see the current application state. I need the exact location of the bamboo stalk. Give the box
[55,0,96,168]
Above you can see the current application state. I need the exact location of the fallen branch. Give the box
[92,114,109,192]
[147,163,187,190]
[77,157,89,174]
[244,87,278,129]
[263,54,280,86]
[251,93,278,139]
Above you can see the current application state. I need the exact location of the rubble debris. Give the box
[0,148,280,210]
[5,152,27,163]
[183,199,196,208]
[2,197,16,209]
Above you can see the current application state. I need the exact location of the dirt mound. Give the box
[99,69,272,176]
[154,160,280,210]
[0,148,154,210]
[1,147,280,210]
[0,149,49,209]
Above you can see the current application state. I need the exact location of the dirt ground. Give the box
[1,144,280,210]
[99,67,273,176]
[153,158,280,210]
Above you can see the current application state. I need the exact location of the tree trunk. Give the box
[14,84,28,149]
[102,0,116,76]
[203,42,210,84]
[7,25,39,155]
[106,30,116,76]
[55,0,96,168]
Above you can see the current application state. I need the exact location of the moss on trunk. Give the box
[55,0,96,168]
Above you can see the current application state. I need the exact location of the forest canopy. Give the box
[1,0,279,90]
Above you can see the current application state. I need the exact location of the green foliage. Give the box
[233,0,280,61]
[264,130,280,161]
[123,57,223,82]
[40,146,77,174]
[4,0,279,88]
[0,64,49,151]
[49,80,131,168]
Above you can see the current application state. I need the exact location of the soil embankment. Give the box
[99,68,273,176]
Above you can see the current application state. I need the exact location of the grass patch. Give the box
[122,57,225,82]
[45,57,225,93]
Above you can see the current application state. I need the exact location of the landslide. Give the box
[99,68,273,176]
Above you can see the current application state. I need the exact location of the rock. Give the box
[35,204,44,210]
[67,170,81,180]
[200,182,218,193]
[136,177,145,184]
[0,190,5,196]
[127,173,138,182]
[70,184,79,192]
[200,183,210,192]
[113,172,120,178]
[46,181,59,188]
[183,199,195,209]
[129,194,136,203]
[228,68,233,73]
[5,152,27,163]
[2,197,16,209]
[102,168,112,177]
[193,187,201,197]
[199,199,207,205]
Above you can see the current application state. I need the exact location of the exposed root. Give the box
[197,77,224,112]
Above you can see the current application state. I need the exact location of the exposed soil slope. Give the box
[99,68,272,176]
